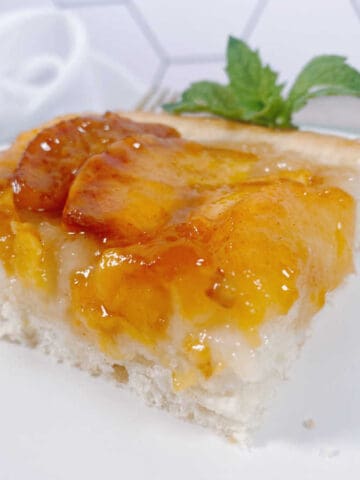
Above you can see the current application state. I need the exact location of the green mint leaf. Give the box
[164,38,291,127]
[162,36,360,129]
[287,55,360,112]
[226,37,285,119]
[163,81,246,120]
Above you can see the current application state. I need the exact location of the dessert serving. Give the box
[0,110,359,442]
[1,38,360,443]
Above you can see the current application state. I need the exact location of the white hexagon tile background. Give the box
[0,0,360,141]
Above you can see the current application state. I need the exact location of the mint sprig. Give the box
[163,36,360,129]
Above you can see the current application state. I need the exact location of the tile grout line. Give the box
[126,1,168,61]
[350,0,360,21]
[53,0,169,98]
[151,59,170,87]
[242,0,269,40]
[169,1,270,67]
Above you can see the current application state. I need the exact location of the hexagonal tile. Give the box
[134,0,260,58]
[72,4,161,86]
[250,0,360,84]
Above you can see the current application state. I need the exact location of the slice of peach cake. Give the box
[0,111,358,442]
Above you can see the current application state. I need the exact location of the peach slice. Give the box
[63,134,255,242]
[12,112,179,212]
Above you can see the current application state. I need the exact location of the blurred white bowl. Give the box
[0,8,145,142]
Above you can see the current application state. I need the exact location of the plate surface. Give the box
[0,129,359,479]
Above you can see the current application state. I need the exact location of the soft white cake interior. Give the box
[0,261,308,443]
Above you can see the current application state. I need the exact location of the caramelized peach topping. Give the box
[12,112,179,212]
[0,113,355,376]
[70,179,354,350]
[63,134,254,242]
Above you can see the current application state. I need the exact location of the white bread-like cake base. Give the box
[0,263,306,444]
